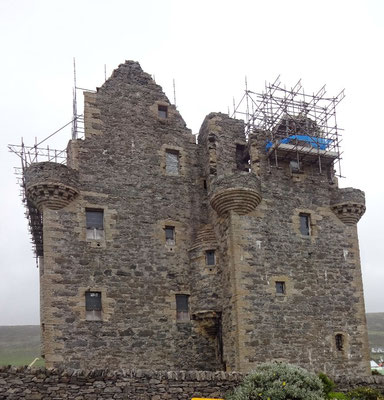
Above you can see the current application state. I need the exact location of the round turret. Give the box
[209,172,262,216]
[331,188,366,225]
[25,162,79,211]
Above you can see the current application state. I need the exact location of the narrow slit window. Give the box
[275,281,286,295]
[86,209,104,239]
[299,213,311,236]
[176,294,189,321]
[85,291,102,321]
[206,250,216,266]
[158,105,168,119]
[335,334,344,351]
[165,226,175,245]
[165,150,180,175]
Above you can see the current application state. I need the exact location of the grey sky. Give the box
[0,0,383,325]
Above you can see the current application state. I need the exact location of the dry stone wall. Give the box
[1,367,384,400]
[0,366,243,400]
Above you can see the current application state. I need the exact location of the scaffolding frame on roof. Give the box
[231,76,345,177]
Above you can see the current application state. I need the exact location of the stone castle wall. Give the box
[24,60,370,377]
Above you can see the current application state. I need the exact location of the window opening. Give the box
[176,294,189,321]
[236,144,250,172]
[299,213,311,236]
[206,250,216,266]
[275,281,286,295]
[165,150,180,175]
[165,226,175,245]
[335,334,344,351]
[85,291,102,321]
[86,209,104,240]
[290,160,300,173]
[158,105,168,119]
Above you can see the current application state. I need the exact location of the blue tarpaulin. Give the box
[266,135,332,151]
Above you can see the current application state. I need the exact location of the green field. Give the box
[0,313,383,367]
[0,325,44,367]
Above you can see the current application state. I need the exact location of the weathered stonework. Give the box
[1,366,383,400]
[24,61,370,378]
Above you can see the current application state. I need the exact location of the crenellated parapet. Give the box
[331,188,366,225]
[25,162,79,211]
[209,172,262,216]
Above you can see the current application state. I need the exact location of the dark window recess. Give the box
[86,209,104,239]
[275,281,286,294]
[165,226,175,245]
[176,294,189,321]
[299,213,311,236]
[236,144,250,172]
[158,105,168,118]
[85,291,102,321]
[165,150,180,175]
[206,250,216,266]
[335,334,344,351]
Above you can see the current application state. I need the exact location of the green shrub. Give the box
[328,392,348,400]
[347,386,381,400]
[319,372,336,396]
[226,362,326,400]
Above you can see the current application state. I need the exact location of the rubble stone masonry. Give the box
[23,61,370,378]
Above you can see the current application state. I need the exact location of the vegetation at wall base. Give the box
[329,393,348,400]
[319,372,336,397]
[347,387,382,400]
[226,362,325,400]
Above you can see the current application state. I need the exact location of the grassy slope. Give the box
[0,314,383,367]
[0,325,44,367]
[366,313,384,349]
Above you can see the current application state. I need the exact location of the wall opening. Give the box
[85,291,102,321]
[165,150,180,175]
[86,209,104,240]
[299,213,311,236]
[165,226,175,245]
[158,105,168,119]
[176,294,189,322]
[335,333,344,351]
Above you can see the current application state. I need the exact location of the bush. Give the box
[319,372,336,397]
[328,392,348,400]
[226,362,326,400]
[347,386,381,400]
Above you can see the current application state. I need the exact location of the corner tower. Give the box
[196,81,370,376]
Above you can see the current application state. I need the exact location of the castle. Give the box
[21,61,370,377]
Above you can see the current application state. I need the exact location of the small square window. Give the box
[299,213,311,236]
[85,291,102,321]
[158,105,168,119]
[165,150,180,175]
[206,250,216,266]
[86,209,104,240]
[176,294,189,321]
[275,281,286,295]
[165,226,175,245]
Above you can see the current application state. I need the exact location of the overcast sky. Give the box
[0,0,383,325]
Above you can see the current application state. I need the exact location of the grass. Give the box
[0,325,44,367]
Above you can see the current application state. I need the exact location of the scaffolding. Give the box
[8,112,84,258]
[231,76,345,177]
